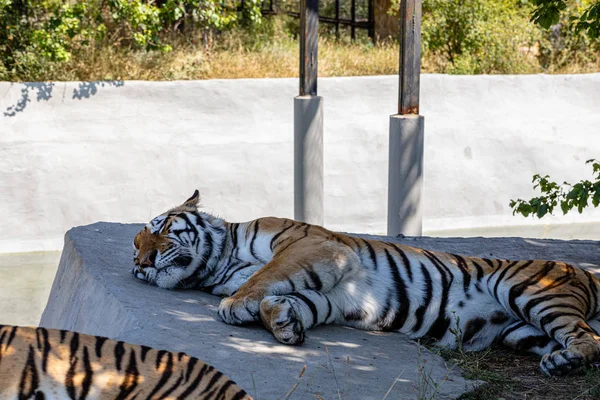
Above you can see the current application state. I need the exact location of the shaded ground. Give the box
[437,346,600,400]
[0,251,60,326]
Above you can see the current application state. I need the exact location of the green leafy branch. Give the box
[510,159,600,218]
[531,0,600,39]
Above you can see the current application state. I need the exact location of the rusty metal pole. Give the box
[294,0,323,225]
[387,0,424,236]
[299,0,318,96]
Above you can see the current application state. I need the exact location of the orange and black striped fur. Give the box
[0,325,251,400]
[133,191,600,377]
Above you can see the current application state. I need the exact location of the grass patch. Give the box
[27,35,600,82]
[26,33,600,82]
[432,346,600,400]
[25,35,401,81]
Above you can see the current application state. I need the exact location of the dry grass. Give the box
[42,36,402,81]
[436,347,600,400]
[545,58,600,74]
[40,37,600,82]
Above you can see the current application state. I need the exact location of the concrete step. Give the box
[41,222,599,399]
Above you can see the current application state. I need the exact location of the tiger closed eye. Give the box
[133,230,146,248]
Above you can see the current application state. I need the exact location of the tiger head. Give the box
[132,190,226,289]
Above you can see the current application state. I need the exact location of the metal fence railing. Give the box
[253,0,375,41]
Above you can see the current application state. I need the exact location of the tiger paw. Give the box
[218,296,260,325]
[132,266,147,281]
[260,296,306,345]
[540,348,585,376]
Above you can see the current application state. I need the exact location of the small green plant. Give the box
[434,313,508,399]
[448,311,464,353]
[414,341,452,400]
[510,159,600,218]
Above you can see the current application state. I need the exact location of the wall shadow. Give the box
[3,80,125,117]
[72,80,124,100]
[3,82,54,117]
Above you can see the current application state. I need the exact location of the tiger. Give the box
[132,190,600,377]
[0,324,251,400]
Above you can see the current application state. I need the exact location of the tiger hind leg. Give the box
[260,290,341,345]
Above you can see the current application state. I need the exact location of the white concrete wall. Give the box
[1,74,599,253]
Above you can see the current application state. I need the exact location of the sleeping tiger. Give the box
[0,324,251,399]
[132,190,600,377]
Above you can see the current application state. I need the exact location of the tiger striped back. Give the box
[0,325,251,400]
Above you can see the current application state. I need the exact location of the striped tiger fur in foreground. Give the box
[132,190,600,377]
[0,325,251,400]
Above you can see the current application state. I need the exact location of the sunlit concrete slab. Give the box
[41,222,599,399]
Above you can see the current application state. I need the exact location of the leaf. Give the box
[537,204,549,218]
[592,192,600,208]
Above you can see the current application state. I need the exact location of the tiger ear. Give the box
[183,190,200,208]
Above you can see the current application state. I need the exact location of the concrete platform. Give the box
[40,223,600,399]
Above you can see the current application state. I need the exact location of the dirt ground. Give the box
[445,347,600,400]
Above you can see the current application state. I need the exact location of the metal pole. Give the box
[295,0,323,225]
[387,0,424,236]
[335,0,340,39]
[350,0,356,40]
[299,0,318,96]
[368,0,375,40]
[398,0,421,115]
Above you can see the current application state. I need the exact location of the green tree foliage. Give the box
[2,0,600,80]
[0,0,262,80]
[510,160,600,218]
[1,1,100,78]
[531,0,600,39]
[387,0,600,74]
[535,3,600,70]
[421,0,539,74]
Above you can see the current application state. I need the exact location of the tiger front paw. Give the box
[132,266,148,281]
[218,296,261,325]
[260,296,306,345]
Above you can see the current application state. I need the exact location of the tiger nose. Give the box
[141,250,158,267]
